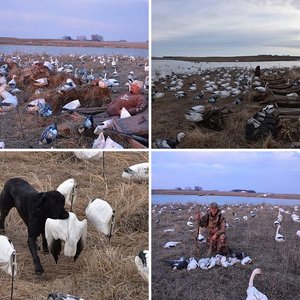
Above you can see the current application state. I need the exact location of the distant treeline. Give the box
[231,189,256,193]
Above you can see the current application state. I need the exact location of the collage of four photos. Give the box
[0,0,300,299]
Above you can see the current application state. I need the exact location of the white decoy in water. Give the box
[85,198,115,241]
[122,162,149,182]
[163,241,181,248]
[246,268,268,300]
[135,250,149,282]
[154,132,185,149]
[39,123,58,145]
[0,235,17,276]
[45,212,87,263]
[47,293,84,300]
[275,225,285,242]
[57,178,77,210]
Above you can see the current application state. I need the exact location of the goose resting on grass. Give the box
[45,212,87,263]
[85,198,115,241]
[122,162,149,182]
[57,178,77,210]
[135,250,149,282]
[0,235,17,276]
[153,132,185,149]
[163,241,181,248]
[246,268,268,300]
[275,225,285,242]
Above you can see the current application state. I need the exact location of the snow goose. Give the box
[275,225,285,242]
[255,83,269,93]
[197,233,206,244]
[246,268,268,300]
[0,86,18,112]
[241,256,253,265]
[85,198,115,241]
[58,78,76,94]
[57,178,77,210]
[39,123,58,145]
[187,257,198,271]
[0,235,17,276]
[135,250,149,282]
[45,212,87,263]
[163,241,181,248]
[153,132,185,149]
[198,258,210,270]
[47,293,84,300]
[122,162,149,182]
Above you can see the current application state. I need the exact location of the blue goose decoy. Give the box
[78,115,93,134]
[40,124,58,145]
[38,102,52,117]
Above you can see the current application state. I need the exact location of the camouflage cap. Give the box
[210,202,218,208]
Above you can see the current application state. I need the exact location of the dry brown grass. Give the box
[0,53,149,149]
[152,69,300,148]
[0,151,149,300]
[152,202,300,300]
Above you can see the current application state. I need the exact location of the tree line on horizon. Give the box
[62,34,127,43]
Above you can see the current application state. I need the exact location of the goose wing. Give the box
[73,219,87,261]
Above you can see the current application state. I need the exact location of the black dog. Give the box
[0,178,69,275]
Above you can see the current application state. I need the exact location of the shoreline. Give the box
[152,189,300,200]
[0,37,148,49]
[152,55,300,62]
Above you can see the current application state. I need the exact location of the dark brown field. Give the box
[0,37,148,49]
[152,202,300,300]
[0,151,149,300]
[152,64,300,148]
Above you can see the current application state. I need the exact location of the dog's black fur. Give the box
[0,178,69,275]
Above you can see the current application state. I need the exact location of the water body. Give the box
[152,194,300,206]
[0,44,148,57]
[153,59,300,78]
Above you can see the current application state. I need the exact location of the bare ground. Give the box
[0,151,149,300]
[152,202,300,300]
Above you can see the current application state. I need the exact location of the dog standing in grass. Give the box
[0,178,69,275]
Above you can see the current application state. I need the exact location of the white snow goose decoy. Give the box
[246,268,268,300]
[122,162,149,182]
[154,132,185,149]
[57,178,77,211]
[135,250,149,282]
[85,198,115,241]
[45,212,87,263]
[47,293,84,300]
[163,241,181,248]
[275,225,285,242]
[0,235,17,276]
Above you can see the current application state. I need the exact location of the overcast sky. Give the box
[152,151,300,194]
[0,0,148,42]
[152,0,300,57]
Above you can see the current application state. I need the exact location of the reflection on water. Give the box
[152,194,300,206]
[0,44,148,57]
[153,59,300,78]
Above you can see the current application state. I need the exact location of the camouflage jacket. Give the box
[199,209,226,236]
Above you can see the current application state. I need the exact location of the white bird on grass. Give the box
[197,233,206,244]
[163,241,181,248]
[241,256,253,265]
[85,198,115,241]
[275,225,285,242]
[45,212,87,263]
[135,250,149,282]
[154,132,185,149]
[187,257,198,271]
[0,235,17,276]
[57,178,77,210]
[47,292,84,300]
[246,268,268,300]
[122,162,149,182]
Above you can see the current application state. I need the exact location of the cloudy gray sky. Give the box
[0,0,148,42]
[152,151,300,194]
[152,0,300,57]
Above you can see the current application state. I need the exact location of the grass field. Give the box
[152,202,300,300]
[0,151,149,300]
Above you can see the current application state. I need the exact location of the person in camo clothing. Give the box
[196,202,228,255]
